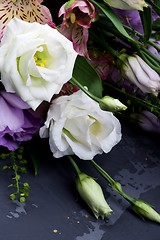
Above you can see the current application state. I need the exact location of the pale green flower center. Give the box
[89,116,102,135]
[34,52,47,68]
[34,45,51,68]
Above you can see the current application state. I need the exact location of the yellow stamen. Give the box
[70,13,76,24]
[34,53,47,68]
[34,55,38,62]
[39,60,47,68]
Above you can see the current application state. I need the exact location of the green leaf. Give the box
[139,7,152,42]
[154,0,160,7]
[152,18,160,31]
[71,56,103,98]
[90,0,134,42]
[146,0,160,15]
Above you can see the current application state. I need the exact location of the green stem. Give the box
[90,160,134,203]
[104,83,160,117]
[146,0,160,15]
[70,77,100,102]
[68,155,81,175]
[141,46,160,65]
[139,50,160,73]
[147,40,160,52]
[90,29,121,59]
[91,24,160,73]
[13,159,20,194]
[124,25,160,52]
[91,159,114,186]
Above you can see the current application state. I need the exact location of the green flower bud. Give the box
[112,181,123,193]
[132,199,160,224]
[10,193,16,201]
[23,182,30,190]
[99,96,127,112]
[20,197,26,203]
[2,165,8,170]
[76,173,112,219]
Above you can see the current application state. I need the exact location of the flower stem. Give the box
[90,160,134,204]
[91,160,114,185]
[13,159,20,194]
[68,155,81,175]
[89,29,121,60]
[139,50,160,73]
[124,25,160,51]
[70,77,100,102]
[104,82,160,118]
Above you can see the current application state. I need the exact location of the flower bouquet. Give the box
[0,0,160,224]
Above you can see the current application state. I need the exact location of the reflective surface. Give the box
[0,122,160,240]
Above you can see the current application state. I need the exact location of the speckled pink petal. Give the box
[0,0,55,39]
[71,26,89,58]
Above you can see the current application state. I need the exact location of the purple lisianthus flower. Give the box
[113,9,143,34]
[130,110,160,134]
[0,91,44,151]
[137,110,160,134]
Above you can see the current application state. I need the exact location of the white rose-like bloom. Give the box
[40,90,121,160]
[0,18,77,110]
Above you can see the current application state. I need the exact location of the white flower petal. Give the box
[40,90,121,160]
[0,18,77,110]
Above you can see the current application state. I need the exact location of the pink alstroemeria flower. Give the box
[89,50,114,80]
[58,0,96,58]
[0,0,55,40]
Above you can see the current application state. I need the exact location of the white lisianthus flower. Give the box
[40,90,121,160]
[104,0,148,11]
[0,18,77,110]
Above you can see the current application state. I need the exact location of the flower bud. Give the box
[99,96,127,112]
[132,199,160,223]
[112,181,123,193]
[76,173,112,219]
[103,0,148,11]
[130,111,160,134]
[117,54,160,96]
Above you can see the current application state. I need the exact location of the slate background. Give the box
[0,121,160,240]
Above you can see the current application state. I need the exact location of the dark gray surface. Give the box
[0,122,160,240]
